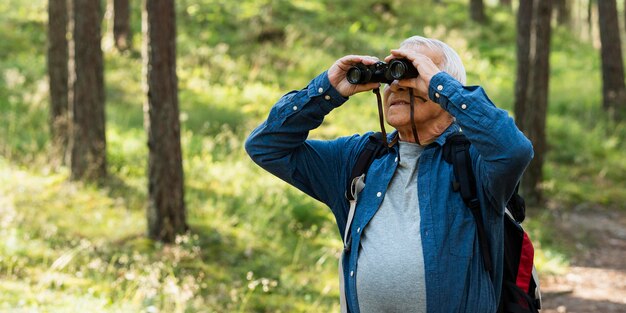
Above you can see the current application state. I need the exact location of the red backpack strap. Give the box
[516,231,535,292]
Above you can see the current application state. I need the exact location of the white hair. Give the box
[401,36,467,85]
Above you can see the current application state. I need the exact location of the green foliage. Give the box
[1,0,626,311]
[0,0,49,163]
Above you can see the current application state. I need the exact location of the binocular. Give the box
[347,59,419,84]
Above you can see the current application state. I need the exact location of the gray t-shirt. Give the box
[356,141,427,313]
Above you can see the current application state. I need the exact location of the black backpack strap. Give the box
[345,132,388,201]
[501,281,539,313]
[507,184,526,223]
[444,133,493,274]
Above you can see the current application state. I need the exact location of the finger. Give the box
[383,54,397,63]
[397,79,419,90]
[390,49,408,57]
[339,55,379,65]
[393,49,428,62]
[355,82,381,92]
[386,51,412,65]
[365,82,382,89]
[337,55,363,65]
[360,56,380,65]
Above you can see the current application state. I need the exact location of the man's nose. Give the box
[389,80,406,92]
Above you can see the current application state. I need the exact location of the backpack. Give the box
[342,132,542,313]
[339,132,389,313]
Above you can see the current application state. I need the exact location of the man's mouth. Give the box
[390,100,409,107]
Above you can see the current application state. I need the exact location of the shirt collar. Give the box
[387,123,461,150]
[431,122,461,146]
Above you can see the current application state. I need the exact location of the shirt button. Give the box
[318,87,324,94]
[376,192,382,197]
[461,104,467,110]
[435,92,440,98]
[293,106,298,111]
[357,227,361,233]
[350,271,354,277]
[437,85,443,91]
[394,157,398,162]
[324,95,331,100]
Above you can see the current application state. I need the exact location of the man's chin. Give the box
[385,118,411,130]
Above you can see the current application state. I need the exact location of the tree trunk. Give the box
[470,0,486,23]
[555,0,571,26]
[598,0,626,121]
[514,0,533,132]
[112,0,131,51]
[587,0,593,33]
[68,0,107,181]
[515,0,554,205]
[143,0,187,242]
[499,0,511,8]
[48,0,70,164]
[523,0,553,205]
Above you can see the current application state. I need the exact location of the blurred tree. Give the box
[499,0,511,8]
[470,0,486,23]
[555,0,571,26]
[515,0,552,205]
[112,0,131,51]
[143,0,187,242]
[598,0,626,121]
[514,0,533,128]
[47,0,69,164]
[587,0,594,32]
[68,0,107,181]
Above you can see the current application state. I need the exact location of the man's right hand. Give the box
[328,55,382,98]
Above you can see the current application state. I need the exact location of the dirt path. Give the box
[540,209,626,313]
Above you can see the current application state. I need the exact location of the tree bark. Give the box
[68,0,107,181]
[555,0,571,26]
[587,0,593,32]
[598,0,626,120]
[523,0,552,204]
[514,0,533,131]
[48,0,70,164]
[515,0,553,205]
[143,0,187,242]
[470,0,486,23]
[112,0,131,51]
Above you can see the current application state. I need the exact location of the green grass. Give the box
[1,0,626,311]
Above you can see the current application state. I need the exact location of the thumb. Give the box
[355,82,381,93]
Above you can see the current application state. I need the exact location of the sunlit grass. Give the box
[0,150,342,312]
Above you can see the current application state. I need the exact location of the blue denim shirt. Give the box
[245,71,533,313]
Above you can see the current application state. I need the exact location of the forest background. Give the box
[1,0,626,312]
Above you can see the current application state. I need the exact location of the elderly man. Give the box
[245,36,533,313]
